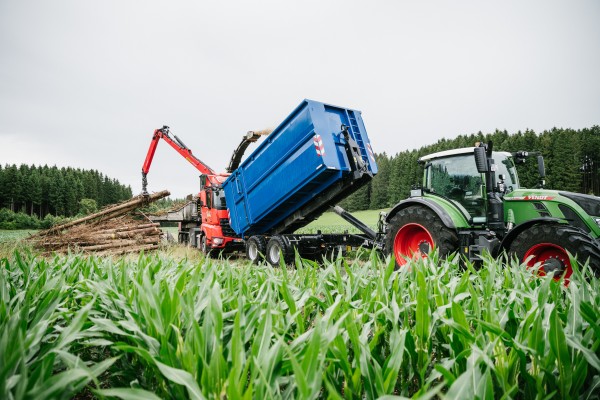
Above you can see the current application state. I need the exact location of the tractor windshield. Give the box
[424,151,520,219]
[425,154,485,218]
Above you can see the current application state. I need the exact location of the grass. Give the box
[1,244,599,399]
[0,230,37,243]
[294,208,386,235]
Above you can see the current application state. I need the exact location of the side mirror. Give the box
[474,147,489,173]
[514,150,528,164]
[537,156,546,178]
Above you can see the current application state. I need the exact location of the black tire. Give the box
[385,206,458,267]
[266,236,291,267]
[509,224,600,280]
[246,236,267,265]
[200,236,213,257]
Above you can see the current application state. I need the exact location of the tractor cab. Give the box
[419,148,519,221]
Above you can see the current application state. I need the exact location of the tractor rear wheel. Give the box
[385,206,458,267]
[509,224,600,282]
[246,236,267,264]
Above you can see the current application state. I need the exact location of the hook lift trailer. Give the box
[142,99,381,262]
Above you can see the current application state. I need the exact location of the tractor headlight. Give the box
[596,218,600,228]
[212,237,224,246]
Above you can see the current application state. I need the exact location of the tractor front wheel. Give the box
[385,206,458,267]
[509,224,600,283]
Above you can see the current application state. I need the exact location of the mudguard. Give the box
[386,197,470,230]
[500,217,563,252]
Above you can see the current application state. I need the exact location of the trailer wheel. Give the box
[266,236,291,267]
[246,236,267,264]
[509,224,600,283]
[386,206,458,267]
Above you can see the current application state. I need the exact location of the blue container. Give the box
[223,99,378,237]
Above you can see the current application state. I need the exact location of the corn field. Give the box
[1,248,599,399]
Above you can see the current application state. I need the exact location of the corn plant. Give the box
[0,250,116,400]
[1,248,599,399]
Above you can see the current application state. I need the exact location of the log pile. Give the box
[30,190,170,255]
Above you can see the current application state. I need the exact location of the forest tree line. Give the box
[339,126,600,211]
[0,164,133,218]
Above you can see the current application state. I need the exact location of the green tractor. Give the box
[384,142,600,280]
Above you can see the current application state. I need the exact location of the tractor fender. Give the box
[500,217,563,252]
[386,198,459,230]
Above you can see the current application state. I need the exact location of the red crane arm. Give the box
[141,126,216,193]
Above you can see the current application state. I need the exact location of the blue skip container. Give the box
[223,99,378,237]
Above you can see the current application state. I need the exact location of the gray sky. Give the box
[1,1,599,199]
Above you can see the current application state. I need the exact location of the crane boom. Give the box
[141,126,216,194]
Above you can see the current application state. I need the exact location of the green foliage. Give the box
[78,198,98,216]
[138,197,186,214]
[0,209,39,230]
[1,250,599,399]
[0,164,132,219]
[40,214,68,230]
[0,208,69,230]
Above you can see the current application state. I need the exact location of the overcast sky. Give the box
[1,1,599,199]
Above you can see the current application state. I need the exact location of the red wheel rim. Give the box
[394,223,434,266]
[524,243,572,283]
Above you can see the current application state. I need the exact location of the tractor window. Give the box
[426,154,485,217]
[495,152,519,192]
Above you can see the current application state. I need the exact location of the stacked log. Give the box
[30,190,170,255]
